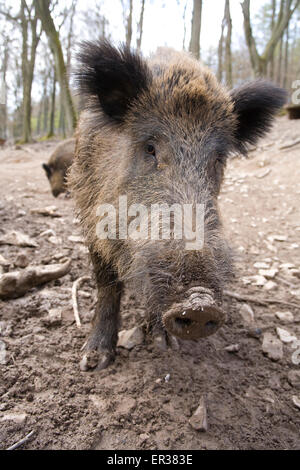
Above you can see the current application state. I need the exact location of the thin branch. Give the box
[224,290,300,309]
[23,0,32,18]
[279,137,300,149]
[72,276,92,328]
[0,9,21,22]
[6,430,35,450]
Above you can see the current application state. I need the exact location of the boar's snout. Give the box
[52,188,61,198]
[162,286,226,340]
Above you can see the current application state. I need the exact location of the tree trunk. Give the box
[217,16,225,83]
[283,17,290,88]
[277,34,283,85]
[48,70,56,138]
[42,71,49,134]
[136,0,145,51]
[35,0,77,133]
[217,0,232,87]
[269,0,277,80]
[36,99,43,136]
[289,11,299,84]
[189,0,202,60]
[224,0,232,87]
[241,0,299,78]
[126,0,133,47]
[0,35,9,139]
[66,0,77,74]
[20,0,29,142]
[241,0,264,76]
[182,1,188,50]
[20,0,40,143]
[59,93,66,138]
[43,95,49,134]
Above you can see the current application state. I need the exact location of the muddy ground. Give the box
[0,116,299,450]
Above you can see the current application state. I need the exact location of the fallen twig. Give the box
[279,138,300,150]
[224,290,299,310]
[72,276,92,328]
[6,430,35,450]
[255,168,271,179]
[276,276,298,289]
[0,259,72,300]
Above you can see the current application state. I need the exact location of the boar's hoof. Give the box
[80,349,114,371]
[162,287,226,340]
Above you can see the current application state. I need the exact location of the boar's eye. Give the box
[145,144,156,157]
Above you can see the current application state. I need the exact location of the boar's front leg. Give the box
[80,251,122,371]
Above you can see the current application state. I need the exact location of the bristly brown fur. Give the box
[68,41,287,369]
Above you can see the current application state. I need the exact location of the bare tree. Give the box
[189,0,202,59]
[277,29,284,83]
[121,0,133,47]
[11,54,23,138]
[62,0,77,137]
[66,0,77,73]
[224,0,232,87]
[182,1,188,50]
[20,1,42,142]
[288,7,300,86]
[136,0,145,51]
[269,0,277,80]
[42,69,50,134]
[283,20,290,88]
[217,0,232,87]
[48,67,56,138]
[81,5,110,42]
[0,33,9,139]
[241,0,300,77]
[217,12,225,82]
[35,0,77,133]
[0,1,42,142]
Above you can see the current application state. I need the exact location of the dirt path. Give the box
[0,117,299,450]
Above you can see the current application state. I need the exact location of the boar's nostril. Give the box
[175,317,192,327]
[205,320,218,331]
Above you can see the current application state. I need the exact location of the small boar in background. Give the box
[69,41,286,371]
[42,138,75,197]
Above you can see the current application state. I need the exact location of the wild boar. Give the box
[42,138,75,197]
[69,41,286,370]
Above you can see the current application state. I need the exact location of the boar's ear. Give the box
[75,40,151,123]
[230,81,287,153]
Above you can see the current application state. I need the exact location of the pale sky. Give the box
[76,0,264,55]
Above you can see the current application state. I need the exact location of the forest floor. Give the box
[0,116,300,450]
